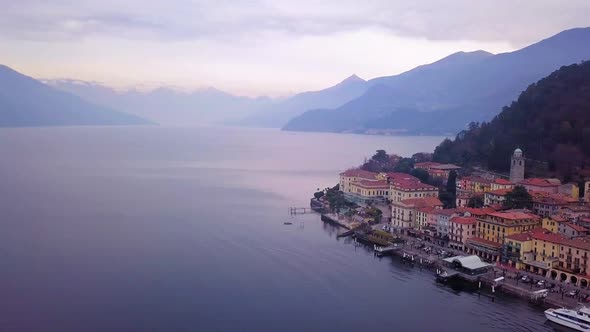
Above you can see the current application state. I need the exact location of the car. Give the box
[568,290,578,297]
[521,276,529,282]
[537,280,545,287]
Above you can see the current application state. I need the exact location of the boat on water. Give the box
[545,306,590,331]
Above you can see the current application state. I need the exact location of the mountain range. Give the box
[283,27,590,135]
[46,74,370,127]
[0,65,149,127]
[432,60,590,181]
[2,27,590,131]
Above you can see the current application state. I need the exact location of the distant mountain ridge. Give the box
[47,74,369,127]
[44,79,272,126]
[234,74,369,127]
[0,65,149,127]
[283,27,590,135]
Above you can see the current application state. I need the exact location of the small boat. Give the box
[545,306,590,331]
[283,221,293,225]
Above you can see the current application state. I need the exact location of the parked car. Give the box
[521,276,530,283]
[537,280,545,287]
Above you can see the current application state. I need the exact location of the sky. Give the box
[1,0,589,96]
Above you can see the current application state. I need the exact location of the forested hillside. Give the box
[432,61,590,181]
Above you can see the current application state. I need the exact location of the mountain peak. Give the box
[433,50,494,66]
[340,74,365,84]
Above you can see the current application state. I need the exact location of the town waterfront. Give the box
[0,126,558,331]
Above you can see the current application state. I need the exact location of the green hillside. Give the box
[432,61,590,181]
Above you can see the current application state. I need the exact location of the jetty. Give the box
[374,244,400,256]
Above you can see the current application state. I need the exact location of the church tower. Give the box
[509,148,525,183]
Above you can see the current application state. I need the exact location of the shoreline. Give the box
[317,209,583,311]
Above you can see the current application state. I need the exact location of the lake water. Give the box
[0,126,557,331]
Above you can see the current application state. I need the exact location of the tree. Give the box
[372,150,388,163]
[313,191,324,200]
[410,168,429,183]
[503,185,533,209]
[393,157,414,173]
[467,195,484,208]
[439,191,455,209]
[446,170,457,195]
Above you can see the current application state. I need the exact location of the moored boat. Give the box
[545,306,590,331]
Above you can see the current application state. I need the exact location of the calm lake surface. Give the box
[0,126,558,331]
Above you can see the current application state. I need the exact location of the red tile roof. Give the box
[355,179,389,189]
[519,178,560,187]
[416,207,438,214]
[505,229,544,242]
[494,178,513,185]
[450,216,477,225]
[550,215,568,223]
[397,197,443,208]
[392,179,437,191]
[562,205,590,212]
[455,207,496,216]
[486,210,540,221]
[530,191,576,205]
[531,230,590,251]
[339,169,377,179]
[461,175,492,184]
[385,172,420,183]
[564,222,589,233]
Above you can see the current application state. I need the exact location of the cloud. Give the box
[1,0,589,45]
[1,0,588,95]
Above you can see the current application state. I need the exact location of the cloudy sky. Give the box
[1,1,589,96]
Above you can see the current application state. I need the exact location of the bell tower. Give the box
[509,148,525,183]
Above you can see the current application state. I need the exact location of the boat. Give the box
[545,306,590,331]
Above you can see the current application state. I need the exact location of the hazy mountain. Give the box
[283,27,590,135]
[48,74,369,128]
[0,65,149,127]
[45,79,273,126]
[235,74,369,127]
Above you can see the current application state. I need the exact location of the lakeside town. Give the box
[311,148,590,309]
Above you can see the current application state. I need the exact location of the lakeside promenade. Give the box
[319,208,589,309]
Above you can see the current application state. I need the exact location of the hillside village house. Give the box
[339,169,377,194]
[455,191,473,208]
[491,178,514,191]
[530,191,577,217]
[558,182,580,199]
[434,209,458,245]
[519,178,561,194]
[506,229,590,288]
[348,179,390,204]
[457,176,492,193]
[557,205,590,221]
[414,162,461,182]
[484,188,511,206]
[466,211,540,262]
[416,207,439,233]
[389,179,438,202]
[391,197,443,233]
[449,216,477,251]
